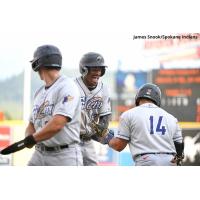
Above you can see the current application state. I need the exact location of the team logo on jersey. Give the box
[62,95,74,104]
[86,97,103,110]
[33,101,54,119]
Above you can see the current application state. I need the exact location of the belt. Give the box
[36,144,69,152]
[135,152,175,159]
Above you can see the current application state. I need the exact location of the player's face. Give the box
[38,68,45,80]
[38,68,48,81]
[84,67,102,87]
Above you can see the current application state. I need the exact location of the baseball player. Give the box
[103,83,184,166]
[23,44,83,166]
[74,52,112,166]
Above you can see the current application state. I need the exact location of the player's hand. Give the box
[24,135,37,148]
[99,129,114,145]
[0,135,37,155]
[171,154,184,166]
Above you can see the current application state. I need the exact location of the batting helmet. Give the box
[30,45,62,72]
[79,52,107,76]
[135,83,161,107]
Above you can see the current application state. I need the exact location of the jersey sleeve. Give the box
[53,84,80,120]
[116,112,130,141]
[99,85,112,116]
[173,119,183,143]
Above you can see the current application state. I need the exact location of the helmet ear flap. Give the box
[31,59,40,71]
[82,66,89,77]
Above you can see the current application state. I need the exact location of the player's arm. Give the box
[25,122,36,137]
[108,112,129,151]
[171,121,184,165]
[33,82,78,142]
[33,114,70,142]
[96,128,129,151]
[1,103,72,155]
[108,137,128,152]
[173,121,184,154]
[97,86,112,131]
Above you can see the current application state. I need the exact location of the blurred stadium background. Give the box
[1,33,200,166]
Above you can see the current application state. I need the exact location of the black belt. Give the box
[135,152,174,159]
[36,144,69,152]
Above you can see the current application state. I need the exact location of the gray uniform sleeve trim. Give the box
[53,112,72,120]
[173,135,183,143]
[116,134,129,141]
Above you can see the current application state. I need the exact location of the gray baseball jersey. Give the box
[117,103,183,159]
[74,76,111,137]
[30,75,81,146]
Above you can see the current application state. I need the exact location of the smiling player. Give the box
[75,52,112,166]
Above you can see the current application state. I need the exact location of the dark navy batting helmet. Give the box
[79,52,107,76]
[30,45,62,72]
[135,83,161,107]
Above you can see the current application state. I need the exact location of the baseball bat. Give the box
[0,139,26,155]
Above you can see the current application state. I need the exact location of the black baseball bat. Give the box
[0,139,26,155]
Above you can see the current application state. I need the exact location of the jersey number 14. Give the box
[149,116,166,135]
